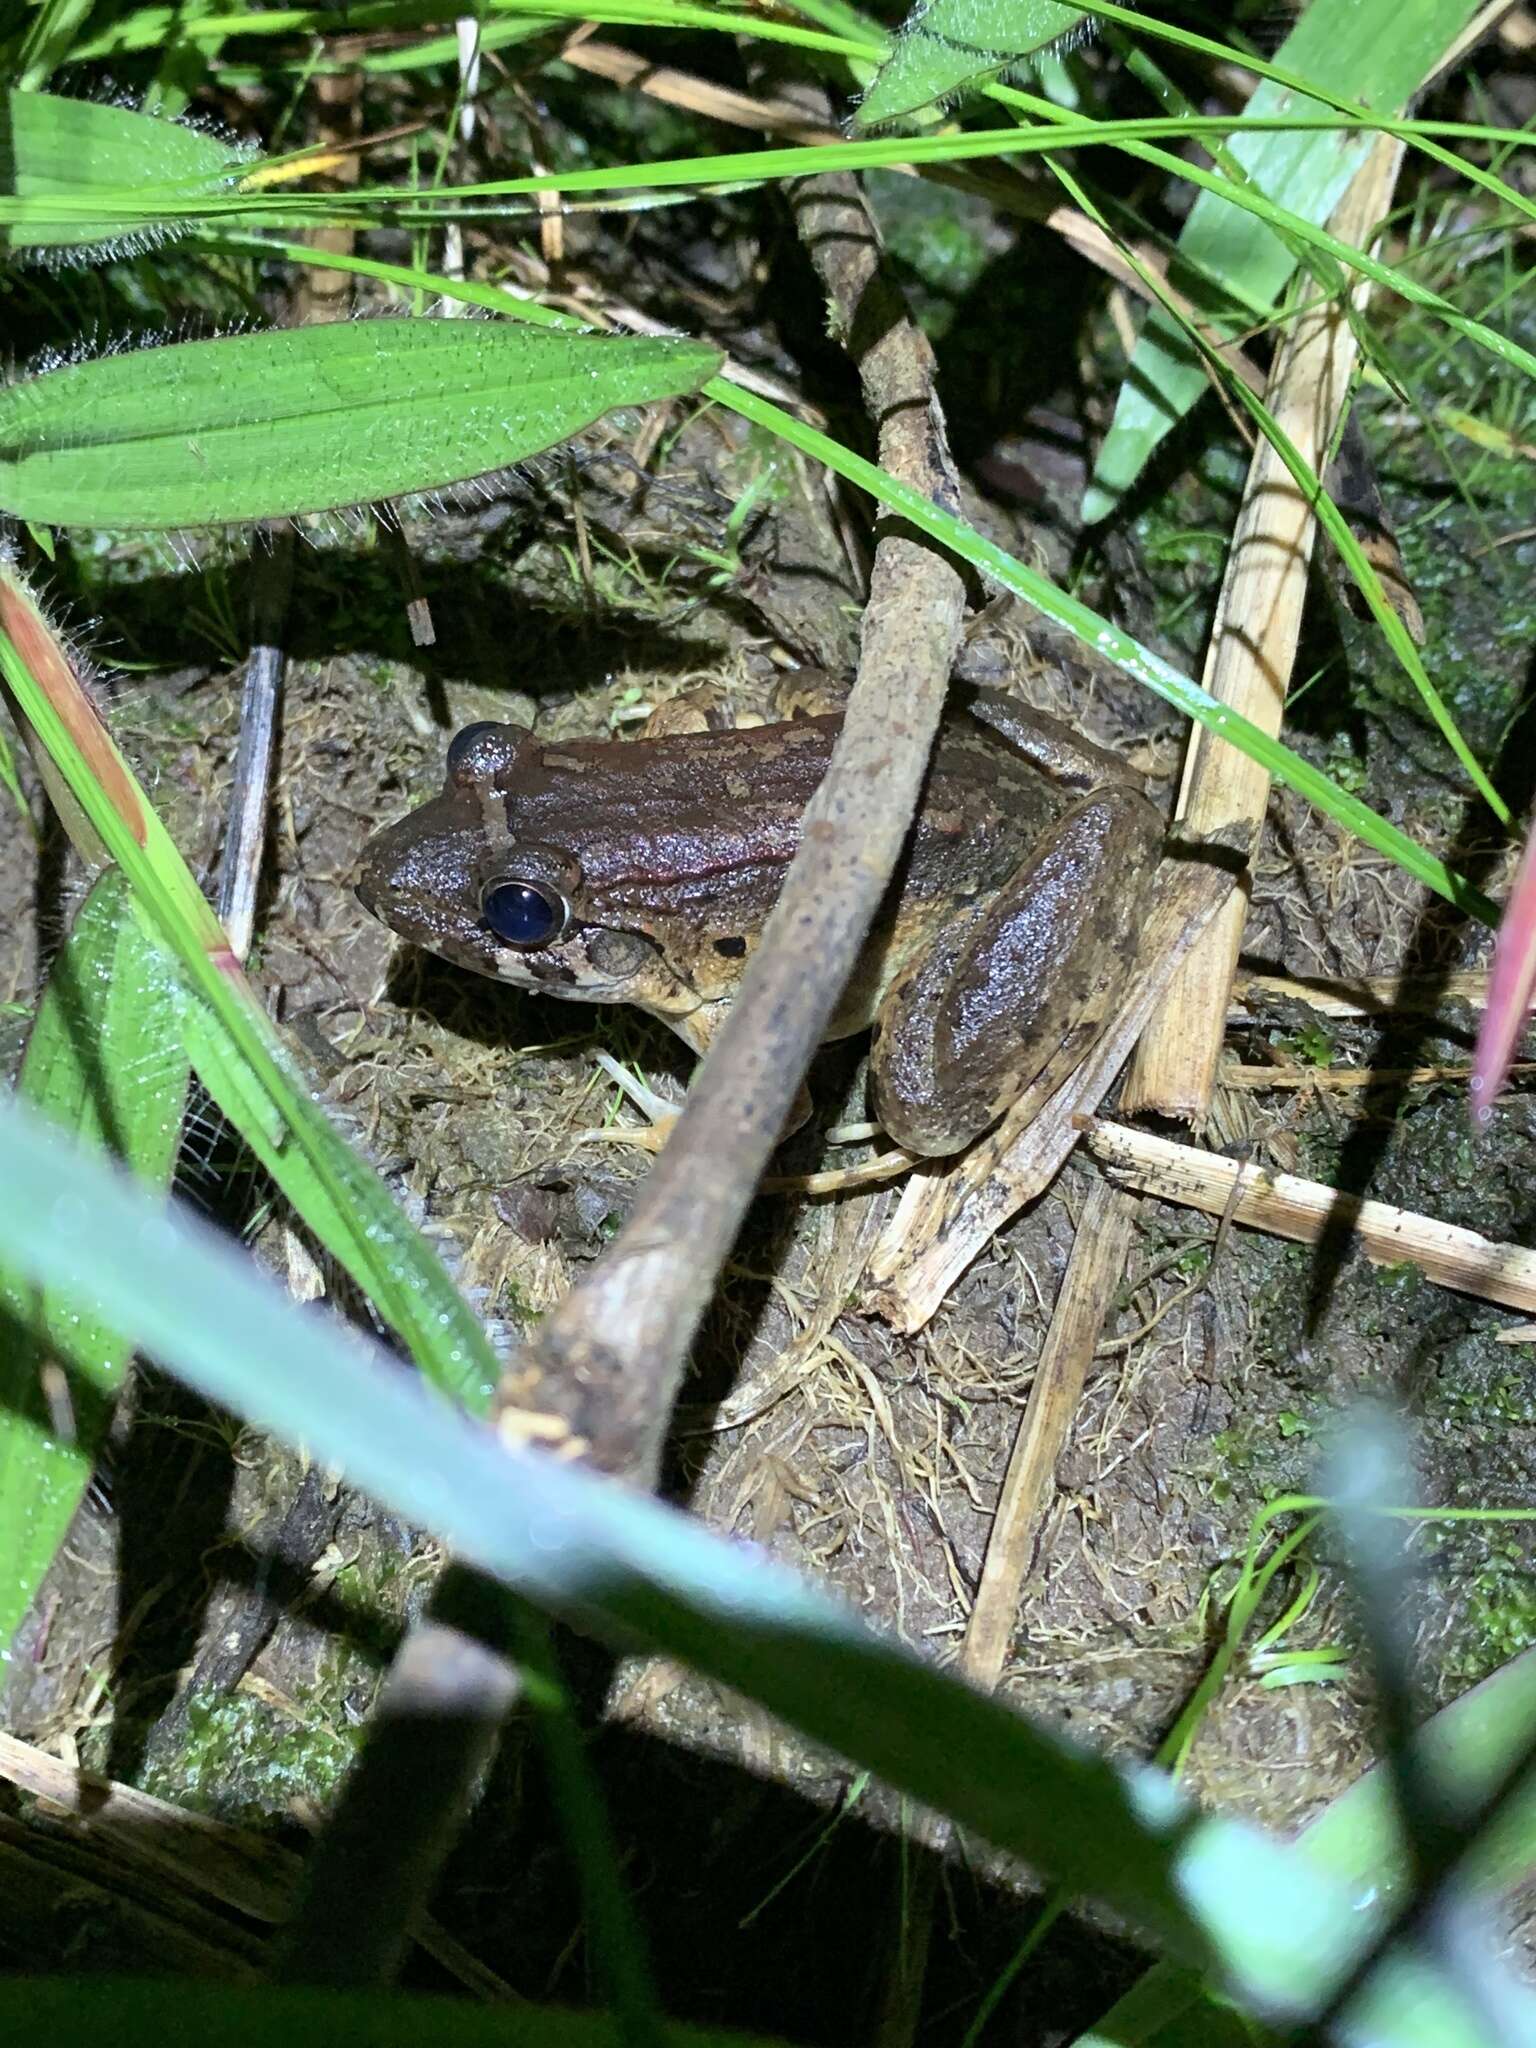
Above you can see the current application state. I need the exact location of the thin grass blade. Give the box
[1081,0,1473,523]
[0,564,499,1412]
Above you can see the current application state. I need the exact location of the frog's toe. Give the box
[577,1052,682,1153]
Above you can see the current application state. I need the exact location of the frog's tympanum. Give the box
[356,679,1162,1157]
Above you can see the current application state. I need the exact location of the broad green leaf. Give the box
[0,1980,787,2048]
[5,1095,1536,2048]
[0,872,188,1658]
[0,565,499,1415]
[1081,0,1474,523]
[856,0,1087,130]
[0,88,244,252]
[0,321,723,529]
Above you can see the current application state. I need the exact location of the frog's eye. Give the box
[446,722,502,777]
[480,877,568,950]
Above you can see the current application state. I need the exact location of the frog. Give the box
[355,675,1163,1158]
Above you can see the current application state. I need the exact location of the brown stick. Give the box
[283,76,968,1985]
[963,1182,1138,1691]
[492,84,968,1481]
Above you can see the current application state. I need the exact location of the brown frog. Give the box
[356,678,1162,1157]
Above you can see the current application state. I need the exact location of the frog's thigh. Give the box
[871,788,1161,1156]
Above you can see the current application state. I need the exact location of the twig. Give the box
[963,1182,1139,1691]
[286,70,968,1982]
[1230,968,1492,1020]
[270,1605,521,1986]
[490,79,967,1480]
[871,1184,1138,2048]
[1084,1120,1536,1313]
[1221,1059,1536,1092]
[221,57,362,959]
[216,527,293,962]
[1126,136,1407,1122]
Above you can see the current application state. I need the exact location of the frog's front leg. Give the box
[586,994,814,1153]
[869,785,1162,1157]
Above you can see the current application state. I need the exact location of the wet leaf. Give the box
[0,319,723,529]
[856,0,1088,128]
[0,88,243,253]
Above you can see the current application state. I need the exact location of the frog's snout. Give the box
[355,797,479,943]
[354,812,411,926]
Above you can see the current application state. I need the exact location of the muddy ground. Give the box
[3,69,1536,2046]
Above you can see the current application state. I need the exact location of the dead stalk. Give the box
[491,78,968,1483]
[963,1182,1138,1691]
[1126,137,1407,1121]
[281,79,968,1980]
[1085,1121,1536,1313]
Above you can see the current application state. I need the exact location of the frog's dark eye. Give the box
[480,877,568,951]
[446,722,502,778]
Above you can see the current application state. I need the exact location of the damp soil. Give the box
[4,58,1536,2045]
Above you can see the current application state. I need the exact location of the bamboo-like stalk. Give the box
[1125,136,1407,1121]
[1085,1120,1536,1312]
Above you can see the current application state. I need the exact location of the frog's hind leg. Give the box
[870,787,1161,1157]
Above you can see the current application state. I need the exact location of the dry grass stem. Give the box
[559,36,1259,372]
[494,76,968,1483]
[1230,968,1492,1019]
[866,859,1234,1333]
[1127,135,1408,1121]
[1085,1120,1536,1313]
[962,1182,1138,1691]
[1222,1060,1536,1092]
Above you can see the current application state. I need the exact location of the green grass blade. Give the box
[3,1093,1534,2046]
[0,565,499,1412]
[0,88,245,253]
[218,237,1497,923]
[166,972,494,1413]
[0,871,188,1659]
[0,321,722,530]
[1079,1645,1536,2046]
[855,0,1089,131]
[10,1,99,89]
[68,0,857,64]
[1036,153,1506,823]
[1081,0,1473,522]
[717,382,1499,921]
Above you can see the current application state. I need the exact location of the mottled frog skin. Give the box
[356,679,1162,1155]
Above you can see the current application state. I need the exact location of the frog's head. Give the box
[356,721,684,1012]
